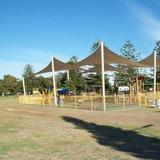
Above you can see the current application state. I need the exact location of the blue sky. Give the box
[0,0,160,78]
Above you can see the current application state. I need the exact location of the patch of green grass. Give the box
[0,96,17,104]
[0,121,17,133]
[0,139,40,154]
[111,123,160,139]
[136,128,160,139]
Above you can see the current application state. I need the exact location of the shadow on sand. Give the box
[62,116,160,160]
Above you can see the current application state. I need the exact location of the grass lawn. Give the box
[0,96,160,160]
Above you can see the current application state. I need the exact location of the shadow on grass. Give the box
[62,116,160,160]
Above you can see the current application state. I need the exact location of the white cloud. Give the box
[126,0,160,41]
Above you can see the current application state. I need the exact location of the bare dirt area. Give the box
[0,97,160,160]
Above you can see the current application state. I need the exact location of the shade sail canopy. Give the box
[87,64,124,72]
[77,45,142,67]
[36,57,77,74]
[138,53,160,67]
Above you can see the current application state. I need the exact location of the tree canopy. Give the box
[155,40,160,82]
[115,40,141,85]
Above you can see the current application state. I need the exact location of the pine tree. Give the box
[115,40,140,85]
[155,41,160,82]
[23,64,35,93]
[67,56,85,94]
[90,39,100,53]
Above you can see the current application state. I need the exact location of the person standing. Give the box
[57,90,61,107]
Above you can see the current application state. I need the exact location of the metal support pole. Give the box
[91,94,94,111]
[136,77,139,94]
[101,42,106,111]
[154,49,157,105]
[67,70,70,81]
[22,77,27,103]
[51,57,57,106]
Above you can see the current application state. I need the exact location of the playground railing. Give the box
[18,94,53,106]
[18,92,159,110]
[140,92,160,107]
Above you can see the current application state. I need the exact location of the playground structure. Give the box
[18,74,160,110]
[18,42,160,110]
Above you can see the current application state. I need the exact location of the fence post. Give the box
[144,94,147,107]
[117,94,119,104]
[91,94,94,111]
[114,93,117,104]
[138,93,141,107]
[74,94,77,110]
[123,93,125,110]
